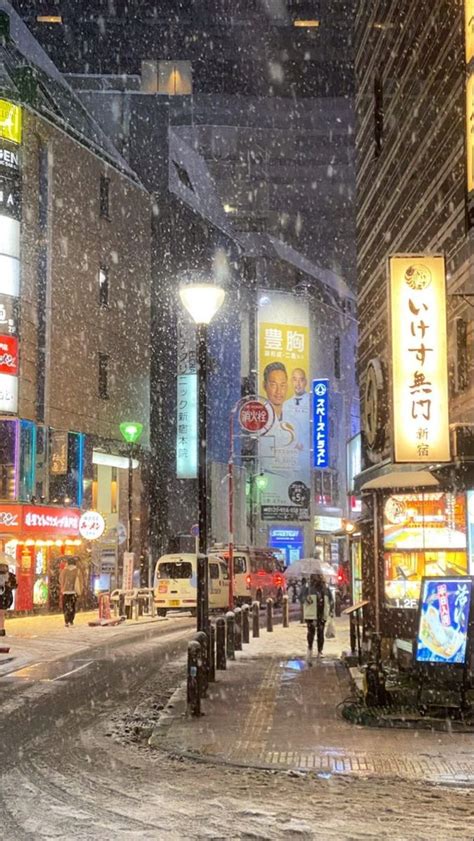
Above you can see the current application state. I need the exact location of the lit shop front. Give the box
[0,505,83,611]
[383,492,469,610]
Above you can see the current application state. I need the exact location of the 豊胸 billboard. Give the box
[257,290,310,522]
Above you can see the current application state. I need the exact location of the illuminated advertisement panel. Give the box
[258,290,310,522]
[468,490,474,575]
[415,577,472,665]
[0,100,22,145]
[389,255,450,463]
[0,334,18,375]
[0,372,18,412]
[383,492,468,609]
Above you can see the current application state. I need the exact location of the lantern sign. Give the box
[238,399,272,434]
[79,510,106,541]
[389,255,450,463]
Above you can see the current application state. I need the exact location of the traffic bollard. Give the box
[242,604,250,644]
[208,623,216,683]
[226,611,236,660]
[282,594,289,628]
[252,600,260,638]
[234,606,242,651]
[193,630,208,697]
[119,592,125,617]
[266,598,273,632]
[133,598,139,621]
[187,640,201,717]
[216,616,226,669]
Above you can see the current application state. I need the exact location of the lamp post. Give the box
[179,279,225,631]
[119,421,143,559]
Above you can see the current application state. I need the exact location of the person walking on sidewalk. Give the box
[0,561,17,637]
[60,557,81,627]
[302,573,334,664]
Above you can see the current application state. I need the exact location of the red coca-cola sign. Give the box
[239,400,270,433]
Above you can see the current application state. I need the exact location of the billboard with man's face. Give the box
[257,291,310,522]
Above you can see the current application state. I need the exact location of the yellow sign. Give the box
[0,100,22,144]
[467,74,474,192]
[389,255,450,463]
[466,0,474,63]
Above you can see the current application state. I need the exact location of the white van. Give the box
[212,545,286,607]
[153,553,229,616]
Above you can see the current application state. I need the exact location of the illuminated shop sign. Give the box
[0,177,21,220]
[78,510,106,541]
[314,515,342,532]
[0,504,20,531]
[389,255,450,463]
[0,371,18,412]
[468,490,474,574]
[415,577,472,665]
[0,100,22,145]
[22,506,80,535]
[312,378,329,468]
[0,334,18,375]
[466,0,474,63]
[0,143,19,174]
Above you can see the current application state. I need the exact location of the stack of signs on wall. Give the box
[0,99,22,414]
[257,290,310,522]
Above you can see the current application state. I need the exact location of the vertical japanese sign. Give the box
[176,320,197,479]
[466,1,474,191]
[389,255,450,463]
[312,379,329,468]
[0,100,21,415]
[258,291,311,522]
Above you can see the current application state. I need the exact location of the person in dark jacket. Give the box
[59,557,81,627]
[0,562,17,637]
[302,573,334,664]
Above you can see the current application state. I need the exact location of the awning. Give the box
[360,470,439,492]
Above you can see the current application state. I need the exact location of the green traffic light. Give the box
[119,422,143,444]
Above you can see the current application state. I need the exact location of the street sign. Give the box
[238,399,270,434]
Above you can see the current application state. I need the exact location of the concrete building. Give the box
[0,5,151,611]
[354,2,474,644]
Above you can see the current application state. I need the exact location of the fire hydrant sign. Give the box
[239,400,271,434]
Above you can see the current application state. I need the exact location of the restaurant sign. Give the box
[388,255,450,463]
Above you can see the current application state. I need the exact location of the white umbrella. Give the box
[284,557,337,580]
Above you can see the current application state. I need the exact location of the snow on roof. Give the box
[361,470,440,491]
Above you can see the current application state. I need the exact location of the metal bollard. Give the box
[208,623,216,683]
[282,594,289,628]
[266,598,273,632]
[252,600,260,638]
[119,593,125,617]
[187,640,201,717]
[216,616,226,669]
[226,611,236,660]
[193,630,208,697]
[242,604,250,644]
[149,592,156,618]
[234,606,242,651]
[133,598,139,621]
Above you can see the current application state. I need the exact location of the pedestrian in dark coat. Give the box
[302,573,334,664]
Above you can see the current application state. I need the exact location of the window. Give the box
[158,561,192,579]
[49,430,84,507]
[99,175,110,218]
[0,418,17,499]
[374,74,384,157]
[334,336,341,379]
[98,353,109,399]
[209,563,220,580]
[141,60,192,95]
[220,563,229,580]
[99,266,109,308]
[455,318,468,391]
[234,556,247,574]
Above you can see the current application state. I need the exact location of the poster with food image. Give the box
[383,492,467,551]
[415,577,472,665]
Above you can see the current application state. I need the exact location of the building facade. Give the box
[354,1,474,642]
[0,8,151,611]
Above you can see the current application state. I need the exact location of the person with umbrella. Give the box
[302,572,334,664]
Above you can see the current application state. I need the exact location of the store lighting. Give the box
[36,15,63,23]
[179,283,226,325]
[293,19,320,28]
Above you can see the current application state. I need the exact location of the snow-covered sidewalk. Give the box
[151,618,474,785]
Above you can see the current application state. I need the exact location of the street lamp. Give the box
[119,421,143,559]
[179,277,225,631]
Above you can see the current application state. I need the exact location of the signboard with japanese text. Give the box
[176,319,197,479]
[415,577,472,665]
[122,552,134,590]
[0,100,22,145]
[0,142,19,175]
[50,430,68,475]
[466,73,474,193]
[0,294,17,334]
[258,290,311,522]
[312,379,329,468]
[0,504,20,532]
[0,334,18,375]
[468,491,474,575]
[79,510,106,541]
[389,255,450,463]
[0,371,17,413]
[238,399,271,434]
[467,0,474,63]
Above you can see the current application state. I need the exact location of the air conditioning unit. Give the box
[450,424,474,460]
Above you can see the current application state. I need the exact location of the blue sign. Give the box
[312,378,329,469]
[176,373,197,479]
[415,577,472,665]
[269,527,303,545]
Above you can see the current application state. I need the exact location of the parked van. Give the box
[153,554,229,616]
[212,545,286,607]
